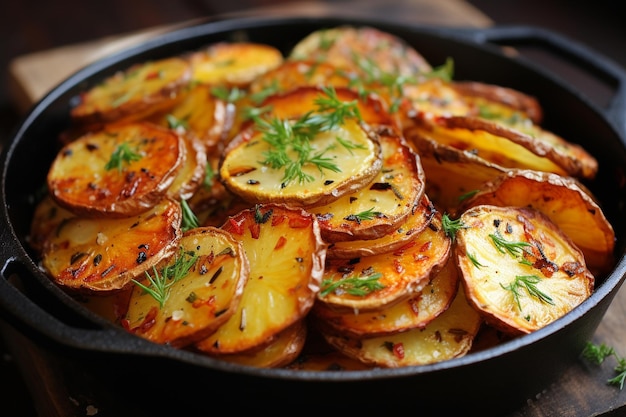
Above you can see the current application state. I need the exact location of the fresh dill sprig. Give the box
[489,230,531,258]
[104,142,142,172]
[441,213,466,242]
[500,274,554,312]
[132,247,199,308]
[320,272,384,297]
[582,342,626,390]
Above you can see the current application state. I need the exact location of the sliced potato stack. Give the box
[194,204,326,355]
[454,204,594,335]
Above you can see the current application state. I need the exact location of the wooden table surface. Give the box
[2,1,625,416]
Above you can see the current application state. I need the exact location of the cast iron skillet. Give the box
[1,15,625,414]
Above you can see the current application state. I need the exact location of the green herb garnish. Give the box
[180,199,199,232]
[583,342,626,390]
[320,272,384,297]
[500,274,554,312]
[132,248,199,308]
[442,213,466,242]
[104,142,142,172]
[344,207,384,224]
[489,230,531,258]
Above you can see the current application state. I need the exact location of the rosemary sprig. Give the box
[582,342,626,390]
[132,248,198,308]
[104,142,142,172]
[489,230,531,258]
[500,274,554,312]
[320,272,384,297]
[180,199,199,232]
[344,207,384,224]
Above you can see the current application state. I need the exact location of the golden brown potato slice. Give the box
[312,131,425,242]
[28,194,76,255]
[41,197,182,293]
[249,60,353,97]
[289,26,432,79]
[165,134,207,201]
[219,88,383,207]
[320,285,481,367]
[326,194,436,259]
[210,320,307,368]
[411,115,597,179]
[148,82,231,151]
[401,78,473,119]
[455,205,594,335]
[48,122,185,218]
[70,56,191,125]
[188,42,283,87]
[459,169,615,276]
[313,255,459,338]
[317,212,451,312]
[405,129,507,213]
[122,226,248,348]
[194,204,326,355]
[451,80,543,125]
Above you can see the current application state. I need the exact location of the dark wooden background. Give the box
[1,1,625,416]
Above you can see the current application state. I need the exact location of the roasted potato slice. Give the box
[194,204,326,354]
[219,88,383,207]
[29,194,76,255]
[248,60,353,97]
[317,212,451,312]
[188,42,283,87]
[41,197,182,293]
[455,205,594,335]
[48,122,185,218]
[211,320,307,368]
[289,26,432,79]
[149,82,231,151]
[451,80,543,124]
[405,129,507,213]
[313,255,459,338]
[312,130,425,242]
[320,285,481,367]
[165,134,207,201]
[326,194,436,259]
[459,169,615,276]
[122,227,248,348]
[70,56,191,125]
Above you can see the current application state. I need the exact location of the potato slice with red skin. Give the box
[451,80,543,124]
[313,256,459,338]
[312,130,425,242]
[405,129,507,213]
[195,204,326,355]
[210,320,307,368]
[29,194,76,255]
[459,169,615,276]
[122,226,248,348]
[165,133,207,201]
[326,194,436,259]
[317,212,451,312]
[188,42,283,87]
[289,26,432,79]
[70,56,192,125]
[218,89,383,207]
[41,197,182,293]
[455,205,594,335]
[48,122,185,218]
[320,285,481,368]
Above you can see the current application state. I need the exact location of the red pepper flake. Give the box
[275,235,287,250]
[227,218,245,235]
[392,342,405,359]
[288,216,313,229]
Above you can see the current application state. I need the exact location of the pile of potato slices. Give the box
[29,25,616,370]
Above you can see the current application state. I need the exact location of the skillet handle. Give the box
[0,249,141,355]
[449,25,626,139]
